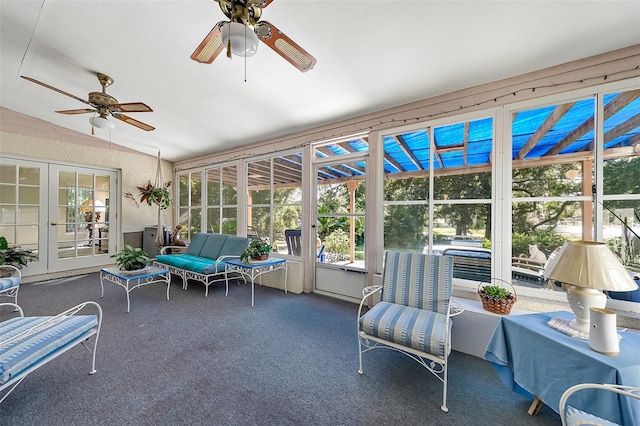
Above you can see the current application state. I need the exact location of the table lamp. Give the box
[543,241,638,333]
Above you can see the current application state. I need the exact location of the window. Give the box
[177,164,238,240]
[383,117,493,266]
[247,152,302,254]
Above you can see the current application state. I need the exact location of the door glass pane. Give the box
[316,158,366,267]
[1,164,40,262]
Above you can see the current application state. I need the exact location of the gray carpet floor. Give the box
[1,272,560,425]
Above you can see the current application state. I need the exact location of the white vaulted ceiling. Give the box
[1,1,639,162]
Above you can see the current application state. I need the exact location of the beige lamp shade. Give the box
[79,199,106,213]
[544,241,638,291]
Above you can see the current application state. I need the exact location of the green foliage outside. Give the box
[512,230,567,258]
[180,156,639,265]
[324,229,350,260]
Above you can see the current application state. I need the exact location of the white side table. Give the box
[225,258,287,306]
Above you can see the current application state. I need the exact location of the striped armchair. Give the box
[357,251,463,413]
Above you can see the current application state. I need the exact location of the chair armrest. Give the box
[159,246,188,255]
[362,285,382,298]
[449,299,464,317]
[217,255,242,263]
[0,265,21,279]
[357,285,383,320]
[559,383,640,426]
[0,303,24,317]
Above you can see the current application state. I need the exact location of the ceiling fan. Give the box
[20,73,155,133]
[191,0,317,72]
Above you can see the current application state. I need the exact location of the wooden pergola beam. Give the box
[517,103,575,159]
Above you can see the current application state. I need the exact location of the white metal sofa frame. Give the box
[559,383,640,426]
[0,301,103,404]
[0,265,21,305]
[357,251,463,412]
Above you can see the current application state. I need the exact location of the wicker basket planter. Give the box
[478,278,517,315]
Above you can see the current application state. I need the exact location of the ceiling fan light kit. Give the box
[221,22,259,57]
[89,115,115,130]
[190,0,316,72]
[20,72,155,133]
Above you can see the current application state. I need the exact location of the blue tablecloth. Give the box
[484,311,640,425]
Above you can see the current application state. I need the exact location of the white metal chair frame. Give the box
[357,282,463,412]
[0,301,103,404]
[0,265,21,305]
[559,383,640,426]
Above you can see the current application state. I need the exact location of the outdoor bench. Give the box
[154,232,250,296]
[0,301,102,403]
[441,247,492,282]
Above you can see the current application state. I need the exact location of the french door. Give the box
[0,157,117,276]
[48,165,116,272]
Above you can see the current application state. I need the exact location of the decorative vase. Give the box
[589,307,619,356]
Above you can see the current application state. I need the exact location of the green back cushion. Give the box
[219,237,251,257]
[199,233,228,260]
[186,233,209,256]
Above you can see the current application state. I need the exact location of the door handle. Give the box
[50,222,57,225]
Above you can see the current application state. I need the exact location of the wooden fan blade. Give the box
[56,108,96,115]
[191,22,225,64]
[255,21,316,72]
[20,76,91,105]
[112,113,155,131]
[113,102,153,113]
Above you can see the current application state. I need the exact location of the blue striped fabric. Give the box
[0,315,98,385]
[360,302,450,358]
[566,405,619,426]
[381,251,453,314]
[0,276,20,292]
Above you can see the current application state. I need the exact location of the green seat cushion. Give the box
[183,259,219,274]
[155,254,202,269]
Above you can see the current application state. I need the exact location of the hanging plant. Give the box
[137,180,172,210]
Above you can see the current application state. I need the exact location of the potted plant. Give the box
[0,236,38,270]
[111,244,151,272]
[240,240,272,263]
[478,278,517,315]
[137,180,172,210]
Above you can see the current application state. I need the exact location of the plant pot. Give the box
[478,278,517,315]
[251,254,269,261]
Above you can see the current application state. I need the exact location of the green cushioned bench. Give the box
[154,232,250,297]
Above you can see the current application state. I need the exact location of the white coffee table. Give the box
[100,266,171,312]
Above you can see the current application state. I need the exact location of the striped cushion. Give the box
[360,301,450,358]
[0,276,20,292]
[565,405,619,426]
[381,252,453,313]
[0,315,98,385]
